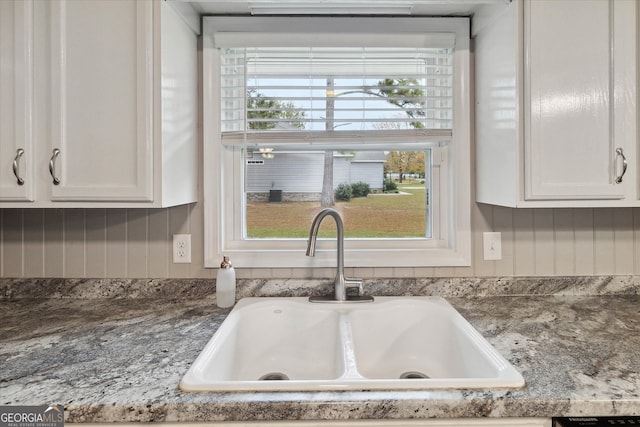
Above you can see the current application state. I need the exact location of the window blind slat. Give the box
[222,129,452,145]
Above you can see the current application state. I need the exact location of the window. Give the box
[203,17,470,268]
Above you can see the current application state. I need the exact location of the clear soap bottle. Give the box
[216,256,236,308]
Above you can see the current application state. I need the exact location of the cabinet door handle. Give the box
[614,147,628,184]
[12,148,25,186]
[49,148,61,185]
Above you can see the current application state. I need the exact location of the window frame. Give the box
[203,16,471,269]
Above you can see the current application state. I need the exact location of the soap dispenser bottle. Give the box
[216,256,236,308]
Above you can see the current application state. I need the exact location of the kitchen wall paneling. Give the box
[2,205,640,279]
[23,209,43,277]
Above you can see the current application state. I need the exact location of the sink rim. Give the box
[179,296,526,392]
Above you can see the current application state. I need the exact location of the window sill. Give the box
[204,240,471,269]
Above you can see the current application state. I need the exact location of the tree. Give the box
[376,121,426,183]
[385,151,425,183]
[320,78,336,207]
[372,78,427,129]
[319,78,426,206]
[247,89,305,130]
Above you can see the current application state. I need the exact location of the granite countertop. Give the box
[1,277,640,422]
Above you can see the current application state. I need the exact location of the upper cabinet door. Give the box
[524,0,636,200]
[0,0,34,201]
[48,0,153,202]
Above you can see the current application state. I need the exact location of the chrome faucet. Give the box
[306,208,373,303]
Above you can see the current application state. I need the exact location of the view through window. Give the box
[245,148,433,239]
[220,47,453,240]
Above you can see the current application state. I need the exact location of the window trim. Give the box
[203,16,471,269]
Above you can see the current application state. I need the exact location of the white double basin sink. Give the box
[179,296,525,392]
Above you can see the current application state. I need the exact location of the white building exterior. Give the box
[246,151,385,201]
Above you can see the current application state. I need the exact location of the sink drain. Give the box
[258,372,290,381]
[400,371,430,379]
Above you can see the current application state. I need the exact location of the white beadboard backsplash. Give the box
[1,203,640,278]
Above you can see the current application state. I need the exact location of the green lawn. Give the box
[246,183,427,238]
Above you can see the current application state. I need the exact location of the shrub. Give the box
[351,181,370,198]
[334,183,353,201]
[383,179,398,193]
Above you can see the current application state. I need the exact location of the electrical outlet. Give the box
[173,234,191,263]
[483,232,502,261]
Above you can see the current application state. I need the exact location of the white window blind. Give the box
[219,46,454,147]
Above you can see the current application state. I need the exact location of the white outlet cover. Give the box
[483,232,502,261]
[173,234,192,263]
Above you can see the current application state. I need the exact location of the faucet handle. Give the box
[344,277,364,296]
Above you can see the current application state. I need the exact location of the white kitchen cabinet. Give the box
[0,0,34,202]
[47,0,155,203]
[475,0,637,208]
[0,0,197,208]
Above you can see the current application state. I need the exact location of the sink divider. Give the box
[338,314,365,380]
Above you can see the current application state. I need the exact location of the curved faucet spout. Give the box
[306,208,370,302]
[306,208,343,258]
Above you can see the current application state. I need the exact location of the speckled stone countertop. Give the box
[1,277,639,422]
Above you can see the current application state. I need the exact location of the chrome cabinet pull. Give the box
[12,148,25,186]
[49,148,61,185]
[615,147,628,184]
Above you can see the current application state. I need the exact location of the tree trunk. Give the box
[321,151,334,207]
[320,78,335,207]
